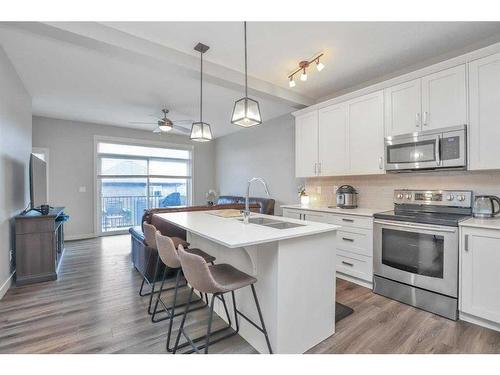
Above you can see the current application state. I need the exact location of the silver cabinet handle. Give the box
[342,218,354,223]
[465,234,469,252]
[378,156,383,170]
[415,113,421,128]
[423,111,429,126]
[342,237,354,242]
[341,261,354,267]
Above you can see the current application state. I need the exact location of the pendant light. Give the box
[190,42,213,142]
[231,21,262,128]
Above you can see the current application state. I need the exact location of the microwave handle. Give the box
[435,135,441,166]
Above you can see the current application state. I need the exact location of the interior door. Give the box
[469,52,500,170]
[421,65,467,130]
[461,229,500,323]
[295,111,319,177]
[348,90,385,175]
[318,103,347,176]
[384,79,422,136]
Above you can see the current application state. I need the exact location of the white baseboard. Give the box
[0,271,15,300]
[336,272,373,289]
[459,311,500,332]
[65,233,96,241]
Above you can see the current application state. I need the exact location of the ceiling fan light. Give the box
[231,97,262,127]
[158,122,173,132]
[190,121,213,142]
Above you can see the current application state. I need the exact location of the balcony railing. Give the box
[101,195,185,232]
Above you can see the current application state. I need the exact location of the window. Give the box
[96,141,192,233]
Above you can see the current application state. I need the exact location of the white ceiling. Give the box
[1,22,500,138]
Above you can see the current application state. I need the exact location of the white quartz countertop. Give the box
[459,217,500,230]
[281,204,387,217]
[153,211,340,249]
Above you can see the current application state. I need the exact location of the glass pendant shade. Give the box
[190,121,213,142]
[158,122,173,132]
[231,97,262,127]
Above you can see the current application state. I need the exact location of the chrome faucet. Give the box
[243,177,270,224]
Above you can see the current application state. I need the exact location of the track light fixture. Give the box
[288,53,324,87]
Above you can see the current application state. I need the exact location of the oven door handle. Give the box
[374,220,457,233]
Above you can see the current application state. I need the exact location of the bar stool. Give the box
[139,222,188,314]
[173,245,273,354]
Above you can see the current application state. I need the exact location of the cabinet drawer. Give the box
[336,249,373,282]
[336,228,373,257]
[330,214,372,229]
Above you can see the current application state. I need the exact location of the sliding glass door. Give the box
[96,141,192,234]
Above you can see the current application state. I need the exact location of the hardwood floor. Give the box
[0,235,499,354]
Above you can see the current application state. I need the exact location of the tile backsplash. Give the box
[305,170,500,209]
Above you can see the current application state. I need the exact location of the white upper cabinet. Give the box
[295,111,318,178]
[421,64,467,130]
[348,91,385,175]
[384,65,467,137]
[384,78,421,136]
[318,103,348,176]
[469,52,500,170]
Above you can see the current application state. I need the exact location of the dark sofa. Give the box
[129,196,275,280]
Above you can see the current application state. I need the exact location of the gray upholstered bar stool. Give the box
[173,245,273,354]
[139,222,189,314]
[152,232,233,351]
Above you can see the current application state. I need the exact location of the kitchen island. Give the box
[153,210,340,354]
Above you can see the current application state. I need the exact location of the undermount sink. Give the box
[237,217,306,229]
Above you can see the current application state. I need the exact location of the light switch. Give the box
[79,186,87,193]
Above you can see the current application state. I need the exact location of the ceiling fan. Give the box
[129,109,192,135]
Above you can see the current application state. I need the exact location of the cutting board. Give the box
[206,209,243,218]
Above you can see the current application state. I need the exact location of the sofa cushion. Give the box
[129,226,145,243]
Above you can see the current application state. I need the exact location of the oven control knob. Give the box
[457,195,465,202]
[446,194,454,201]
[405,193,412,200]
[396,193,404,199]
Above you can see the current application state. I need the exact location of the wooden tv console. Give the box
[14,207,66,286]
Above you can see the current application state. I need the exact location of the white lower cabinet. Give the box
[283,208,374,286]
[460,226,500,328]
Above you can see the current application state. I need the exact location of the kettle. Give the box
[336,185,358,209]
[473,195,500,218]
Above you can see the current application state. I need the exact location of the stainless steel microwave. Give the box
[384,125,467,172]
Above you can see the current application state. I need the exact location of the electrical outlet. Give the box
[78,186,87,193]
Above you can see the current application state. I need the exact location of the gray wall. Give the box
[32,116,215,239]
[0,47,32,298]
[215,114,301,215]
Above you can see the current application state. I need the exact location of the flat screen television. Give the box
[29,153,48,210]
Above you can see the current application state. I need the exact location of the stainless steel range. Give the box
[373,189,473,320]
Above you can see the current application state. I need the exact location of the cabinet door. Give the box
[318,103,348,176]
[469,53,500,170]
[295,111,318,177]
[348,90,385,175]
[384,79,422,136]
[461,228,500,324]
[421,65,467,130]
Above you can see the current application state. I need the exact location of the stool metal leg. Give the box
[250,284,273,354]
[173,287,195,354]
[147,255,161,314]
[204,294,216,354]
[138,247,153,296]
